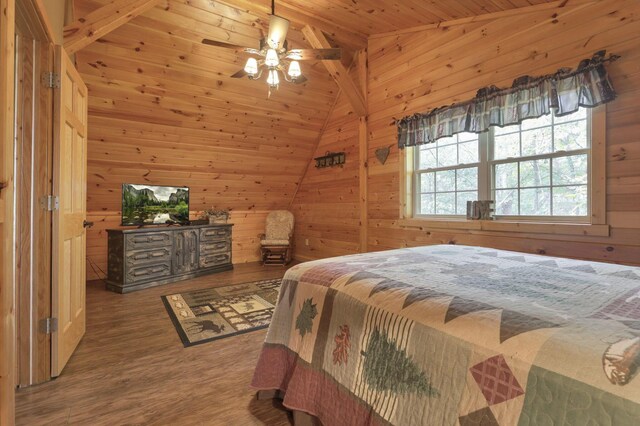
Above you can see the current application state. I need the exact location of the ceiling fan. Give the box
[201,0,342,93]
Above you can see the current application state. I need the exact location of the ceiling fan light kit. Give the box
[244,57,259,76]
[267,69,280,87]
[201,0,342,95]
[287,60,301,78]
[264,48,280,67]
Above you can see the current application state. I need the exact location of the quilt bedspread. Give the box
[251,245,640,425]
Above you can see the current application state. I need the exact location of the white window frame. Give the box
[399,106,608,237]
[412,133,483,219]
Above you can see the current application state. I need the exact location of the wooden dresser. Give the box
[106,224,233,293]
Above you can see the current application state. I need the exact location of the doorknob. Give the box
[83,220,94,228]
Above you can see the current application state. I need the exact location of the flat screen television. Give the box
[122,184,190,226]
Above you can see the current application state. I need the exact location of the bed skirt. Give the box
[256,390,321,426]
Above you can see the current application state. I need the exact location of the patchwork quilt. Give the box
[251,245,640,425]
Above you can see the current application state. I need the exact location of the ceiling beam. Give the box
[64,0,163,55]
[302,25,366,117]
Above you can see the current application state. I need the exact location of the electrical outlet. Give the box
[305,238,309,246]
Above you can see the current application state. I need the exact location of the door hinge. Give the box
[40,195,59,211]
[40,317,58,334]
[42,72,60,89]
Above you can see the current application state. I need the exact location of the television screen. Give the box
[122,184,190,226]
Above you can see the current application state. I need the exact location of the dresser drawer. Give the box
[200,227,231,242]
[126,232,172,249]
[125,247,172,267]
[199,240,230,256]
[199,253,231,269]
[125,263,171,283]
[107,224,233,293]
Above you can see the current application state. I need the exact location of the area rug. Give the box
[161,278,281,347]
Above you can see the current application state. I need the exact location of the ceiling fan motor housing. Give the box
[267,15,290,50]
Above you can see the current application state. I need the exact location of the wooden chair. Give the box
[259,211,294,266]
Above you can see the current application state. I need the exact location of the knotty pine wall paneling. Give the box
[75,0,341,280]
[293,0,640,265]
[290,63,363,261]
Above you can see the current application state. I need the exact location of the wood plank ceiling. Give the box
[216,0,556,43]
[254,0,557,36]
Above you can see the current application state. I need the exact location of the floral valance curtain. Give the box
[397,50,619,149]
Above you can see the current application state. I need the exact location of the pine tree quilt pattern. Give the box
[251,245,640,425]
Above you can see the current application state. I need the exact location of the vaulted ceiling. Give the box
[74,0,556,215]
[72,0,561,126]
[235,0,557,39]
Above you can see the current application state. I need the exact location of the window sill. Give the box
[398,218,610,237]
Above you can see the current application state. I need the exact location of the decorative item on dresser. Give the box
[201,208,230,225]
[106,224,233,293]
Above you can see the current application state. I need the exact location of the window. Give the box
[416,133,480,216]
[412,108,592,221]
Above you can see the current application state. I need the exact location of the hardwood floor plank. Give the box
[16,262,294,426]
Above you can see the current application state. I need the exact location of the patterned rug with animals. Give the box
[161,278,281,347]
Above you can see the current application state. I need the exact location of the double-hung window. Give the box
[416,133,481,216]
[413,108,592,222]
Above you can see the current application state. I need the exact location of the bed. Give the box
[251,245,640,425]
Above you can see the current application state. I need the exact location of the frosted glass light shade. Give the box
[244,57,258,75]
[265,49,279,67]
[287,61,301,78]
[267,69,280,87]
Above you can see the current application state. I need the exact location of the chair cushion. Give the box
[265,210,294,241]
[261,239,290,246]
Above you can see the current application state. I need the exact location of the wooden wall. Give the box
[290,74,361,260]
[293,0,640,265]
[73,0,342,280]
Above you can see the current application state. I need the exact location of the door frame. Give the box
[14,0,55,387]
[1,0,17,422]
[1,0,56,422]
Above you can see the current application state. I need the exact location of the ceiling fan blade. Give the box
[202,39,246,50]
[202,39,260,55]
[230,69,248,78]
[292,75,308,84]
[285,48,342,61]
[267,15,290,49]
